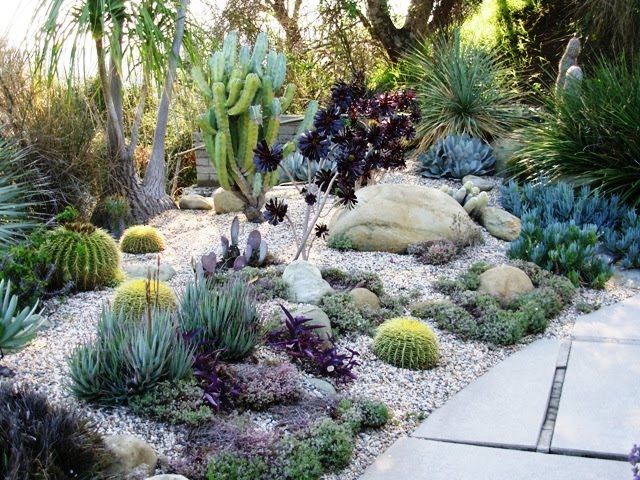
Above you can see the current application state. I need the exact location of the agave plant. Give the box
[418,134,496,179]
[0,280,44,354]
[0,141,38,247]
[198,216,269,276]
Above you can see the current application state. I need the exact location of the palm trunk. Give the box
[142,0,189,206]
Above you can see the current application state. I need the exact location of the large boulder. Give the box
[327,184,479,253]
[349,287,381,311]
[290,304,332,341]
[480,207,521,241]
[178,194,212,210]
[212,188,244,214]
[478,265,534,303]
[282,260,334,304]
[104,434,157,477]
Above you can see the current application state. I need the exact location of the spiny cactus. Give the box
[41,223,121,291]
[120,225,166,254]
[373,317,439,370]
[418,134,495,179]
[440,181,489,218]
[112,278,177,319]
[556,37,583,95]
[197,216,268,276]
[193,31,317,222]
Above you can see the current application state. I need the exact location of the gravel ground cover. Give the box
[4,171,636,479]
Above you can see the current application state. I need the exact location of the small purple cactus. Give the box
[247,230,262,250]
[230,216,240,245]
[233,256,248,271]
[201,252,217,275]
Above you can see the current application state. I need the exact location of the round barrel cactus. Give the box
[41,223,121,291]
[373,317,440,370]
[112,279,177,319]
[120,225,166,254]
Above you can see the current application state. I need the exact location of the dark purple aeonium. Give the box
[630,444,640,480]
[263,198,288,225]
[253,139,283,173]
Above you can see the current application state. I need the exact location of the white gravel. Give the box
[2,170,637,480]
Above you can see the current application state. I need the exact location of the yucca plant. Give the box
[0,140,37,247]
[403,30,523,151]
[178,278,261,361]
[68,307,194,404]
[513,57,640,208]
[0,280,44,354]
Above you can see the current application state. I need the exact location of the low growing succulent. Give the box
[408,239,459,265]
[310,419,355,471]
[508,214,612,288]
[197,216,269,276]
[373,317,440,370]
[0,280,44,355]
[40,222,121,291]
[192,350,241,411]
[119,225,166,253]
[178,278,262,361]
[440,181,489,218]
[417,134,496,179]
[230,362,302,411]
[68,307,194,404]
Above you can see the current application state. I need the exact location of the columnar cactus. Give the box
[193,32,317,222]
[556,37,583,95]
[440,181,489,218]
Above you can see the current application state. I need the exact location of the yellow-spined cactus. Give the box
[120,225,166,254]
[112,279,177,319]
[373,317,440,370]
[41,223,121,291]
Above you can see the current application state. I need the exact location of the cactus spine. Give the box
[193,31,316,222]
[556,37,583,96]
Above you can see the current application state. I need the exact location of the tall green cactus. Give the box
[193,32,317,222]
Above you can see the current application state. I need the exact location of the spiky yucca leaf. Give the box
[0,280,44,353]
[404,30,522,151]
[68,307,194,404]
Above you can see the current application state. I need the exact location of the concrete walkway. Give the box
[360,294,640,480]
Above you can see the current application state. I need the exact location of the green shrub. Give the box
[112,278,177,319]
[359,399,390,428]
[68,307,193,404]
[207,451,268,480]
[310,419,354,471]
[0,229,54,308]
[575,300,600,314]
[0,280,45,355]
[373,317,440,370]
[178,279,261,361]
[430,263,576,345]
[326,233,354,251]
[513,58,640,208]
[0,140,38,247]
[119,225,165,253]
[55,205,80,224]
[425,300,480,340]
[92,195,131,237]
[40,223,121,291]
[280,438,323,480]
[128,378,215,426]
[403,30,522,151]
[0,383,114,479]
[320,268,385,297]
[508,215,612,288]
[320,292,381,336]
